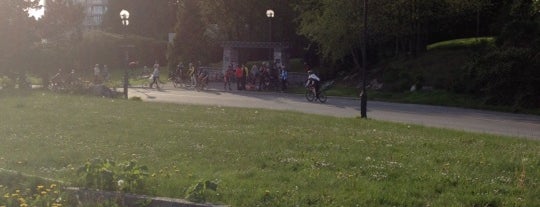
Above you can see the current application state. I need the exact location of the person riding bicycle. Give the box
[305,70,321,99]
[197,69,209,90]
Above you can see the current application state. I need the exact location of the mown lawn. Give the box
[0,91,538,206]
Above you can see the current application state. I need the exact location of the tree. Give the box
[0,0,39,79]
[168,0,208,67]
[32,0,84,86]
[102,0,178,40]
[473,0,540,109]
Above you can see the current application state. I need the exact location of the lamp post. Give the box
[120,9,130,99]
[360,0,368,118]
[266,9,274,67]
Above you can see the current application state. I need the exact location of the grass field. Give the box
[0,91,539,206]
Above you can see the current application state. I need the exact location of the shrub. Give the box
[474,47,540,108]
[76,159,149,194]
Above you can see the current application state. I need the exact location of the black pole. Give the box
[269,17,273,65]
[360,0,368,118]
[123,24,128,99]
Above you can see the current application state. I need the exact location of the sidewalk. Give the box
[130,81,540,140]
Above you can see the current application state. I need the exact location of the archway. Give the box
[221,41,289,71]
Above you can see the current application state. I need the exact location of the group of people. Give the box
[93,64,110,84]
[223,62,288,92]
[50,68,79,89]
[171,62,209,90]
[138,60,322,97]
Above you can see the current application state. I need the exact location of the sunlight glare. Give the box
[28,0,45,19]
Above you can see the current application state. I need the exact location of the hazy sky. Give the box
[28,0,45,19]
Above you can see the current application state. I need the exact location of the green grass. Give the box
[0,91,539,206]
[427,37,495,51]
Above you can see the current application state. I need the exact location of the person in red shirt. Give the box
[224,64,234,91]
[235,64,244,90]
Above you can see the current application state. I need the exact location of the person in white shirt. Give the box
[305,70,321,98]
[150,62,160,89]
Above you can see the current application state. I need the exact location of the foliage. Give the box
[0,0,39,77]
[184,180,219,203]
[0,171,65,207]
[471,0,540,109]
[76,159,149,194]
[102,0,178,40]
[473,47,540,108]
[0,92,539,206]
[168,0,212,67]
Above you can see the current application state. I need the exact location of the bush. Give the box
[474,47,540,108]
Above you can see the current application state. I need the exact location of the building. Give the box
[72,0,108,30]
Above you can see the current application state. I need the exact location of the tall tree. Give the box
[0,0,39,77]
[102,0,178,39]
[30,0,85,86]
[295,0,366,65]
[168,0,208,66]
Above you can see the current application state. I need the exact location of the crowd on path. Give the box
[222,61,289,92]
[47,59,320,96]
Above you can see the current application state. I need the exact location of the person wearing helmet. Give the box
[305,70,321,99]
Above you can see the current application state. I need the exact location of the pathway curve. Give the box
[127,84,540,140]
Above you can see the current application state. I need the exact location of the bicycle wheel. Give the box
[305,90,315,102]
[318,91,327,103]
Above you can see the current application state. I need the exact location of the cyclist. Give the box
[197,69,209,90]
[305,70,321,99]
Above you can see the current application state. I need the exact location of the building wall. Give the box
[73,0,108,29]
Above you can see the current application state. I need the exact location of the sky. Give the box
[28,0,45,19]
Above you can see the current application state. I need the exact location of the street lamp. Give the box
[360,0,368,118]
[266,9,274,67]
[120,9,129,99]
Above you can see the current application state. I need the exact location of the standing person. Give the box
[93,64,101,84]
[242,64,249,90]
[235,64,244,90]
[251,64,259,85]
[279,64,288,91]
[102,65,110,82]
[224,64,233,90]
[176,62,184,83]
[258,65,267,91]
[188,62,197,87]
[150,62,160,89]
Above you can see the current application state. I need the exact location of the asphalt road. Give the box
[127,84,540,140]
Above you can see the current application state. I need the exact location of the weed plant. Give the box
[0,91,538,206]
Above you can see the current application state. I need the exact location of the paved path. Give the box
[127,84,540,140]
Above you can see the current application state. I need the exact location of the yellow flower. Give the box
[20,204,28,207]
[37,185,44,190]
[50,184,57,189]
[15,190,20,193]
[41,191,47,195]
[18,198,26,203]
[3,193,9,198]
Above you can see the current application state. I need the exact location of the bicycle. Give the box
[305,85,327,103]
[305,80,334,103]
